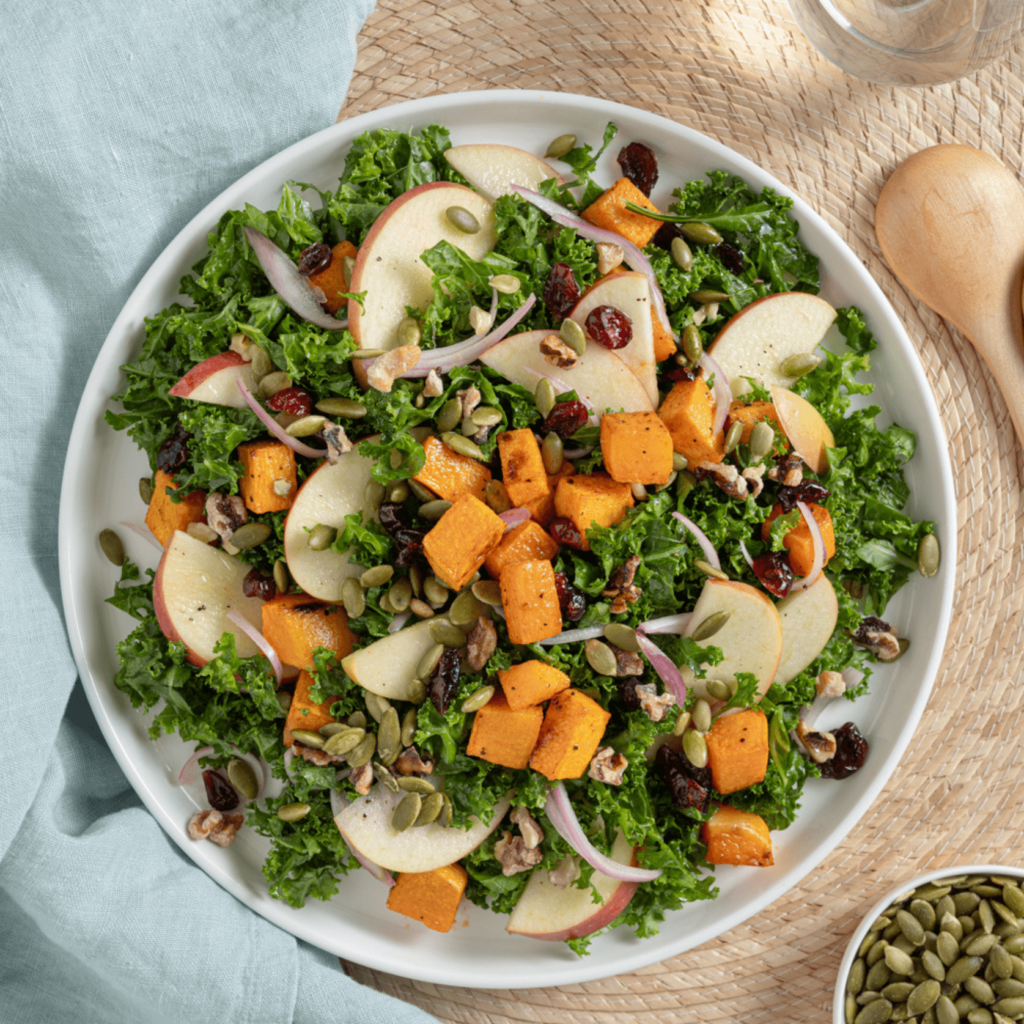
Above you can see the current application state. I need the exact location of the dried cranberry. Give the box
[543,400,589,440]
[617,142,659,197]
[617,677,642,711]
[751,551,794,599]
[554,571,587,622]
[715,242,745,275]
[543,262,581,321]
[378,502,411,537]
[266,386,313,417]
[202,769,238,811]
[653,221,685,251]
[393,528,426,568]
[156,422,191,474]
[428,647,461,715]
[654,745,709,813]
[242,568,276,601]
[584,306,632,350]
[818,722,869,779]
[666,365,698,384]
[297,242,332,277]
[549,517,586,550]
[777,480,830,513]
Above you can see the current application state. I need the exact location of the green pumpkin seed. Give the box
[139,476,154,505]
[957,893,983,915]
[670,236,693,272]
[449,590,483,628]
[691,611,731,643]
[226,758,258,800]
[921,950,945,981]
[966,1008,993,1024]
[681,324,703,364]
[980,902,997,934]
[993,903,1020,929]
[1004,935,1024,955]
[849,959,868,995]
[857,991,884,1007]
[400,707,417,748]
[602,623,640,652]
[935,896,956,921]
[682,728,708,769]
[344,712,366,730]
[993,979,1024,997]
[377,707,401,766]
[937,931,961,965]
[258,371,291,398]
[391,792,422,832]
[723,420,744,455]
[965,935,999,957]
[319,722,348,737]
[346,734,377,768]
[315,397,367,418]
[654,471,678,494]
[883,982,915,1002]
[360,565,394,589]
[911,900,938,931]
[1003,888,1024,918]
[947,957,985,986]
[397,776,436,795]
[289,728,325,748]
[844,993,859,1021]
[99,529,125,566]
[430,619,467,648]
[248,345,272,383]
[272,559,289,595]
[779,352,823,378]
[672,711,692,736]
[285,415,327,438]
[346,348,389,362]
[387,578,413,613]
[341,577,366,618]
[886,947,915,976]
[276,691,292,714]
[364,691,391,724]
[935,995,958,1024]
[854,998,892,1024]
[459,416,477,437]
[559,317,587,357]
[955,995,980,1015]
[407,677,427,706]
[423,575,449,605]
[437,792,453,828]
[446,206,480,233]
[907,980,941,1015]
[441,431,486,460]
[991,945,1015,979]
[308,523,337,551]
[898,910,927,945]
[471,580,502,607]
[693,559,729,581]
[692,698,712,733]
[868,962,893,990]
[545,133,577,159]
[374,762,399,792]
[398,317,422,348]
[677,469,698,502]
[679,222,724,245]
[541,431,564,475]
[230,522,272,549]
[386,481,409,504]
[868,940,890,967]
[962,916,978,935]
[277,802,311,822]
[748,420,775,460]
[471,406,503,428]
[690,288,731,303]
[413,791,444,828]
[415,646,445,685]
[534,377,557,420]
[993,997,1024,1015]
[435,397,461,434]
[461,685,495,713]
[411,597,436,619]
[705,678,732,702]
[488,273,521,295]
[584,639,618,677]
[892,935,916,955]
[671,452,689,472]
[324,728,365,756]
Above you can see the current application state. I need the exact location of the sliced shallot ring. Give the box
[226,609,283,685]
[237,378,327,458]
[671,511,720,569]
[539,624,607,645]
[119,520,165,553]
[738,538,755,570]
[243,227,349,331]
[387,611,411,634]
[635,629,687,706]
[841,667,865,689]
[789,500,825,592]
[640,612,693,635]
[499,507,531,531]
[699,351,731,435]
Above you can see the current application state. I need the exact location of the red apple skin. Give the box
[509,876,639,942]
[169,351,246,398]
[151,542,207,668]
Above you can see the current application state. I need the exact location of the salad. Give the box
[105,121,937,953]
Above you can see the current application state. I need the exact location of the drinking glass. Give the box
[787,0,1024,85]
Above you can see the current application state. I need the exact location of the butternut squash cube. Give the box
[581,177,662,249]
[283,669,338,746]
[306,240,357,315]
[762,502,836,577]
[726,400,783,446]
[261,593,356,671]
[524,461,575,527]
[466,690,544,769]
[702,805,774,866]
[651,306,676,362]
[237,439,297,513]
[423,493,506,590]
[499,660,571,711]
[553,473,634,550]
[500,558,562,645]
[484,520,559,578]
[706,708,769,795]
[497,428,550,507]
[144,469,206,547]
[600,411,674,485]
[529,689,611,780]
[412,435,492,503]
[658,377,726,466]
[386,862,468,933]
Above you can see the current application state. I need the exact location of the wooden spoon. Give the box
[875,144,1024,446]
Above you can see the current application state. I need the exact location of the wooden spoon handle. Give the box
[969,273,1024,447]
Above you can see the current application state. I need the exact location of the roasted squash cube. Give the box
[581,177,662,249]
[651,307,676,362]
[553,473,634,550]
[306,240,357,315]
[261,593,356,671]
[529,689,611,780]
[283,669,338,746]
[524,461,575,527]
[706,709,769,795]
[386,863,468,933]
[498,429,550,507]
[500,558,562,645]
[484,520,559,578]
[237,439,297,513]
[600,411,674,485]
[145,470,206,546]
[658,378,726,466]
[466,690,544,769]
[762,502,836,577]
[412,435,492,503]
[423,493,506,590]
[702,805,774,866]
[499,660,571,711]
[726,400,783,446]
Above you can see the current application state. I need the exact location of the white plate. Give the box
[59,90,956,989]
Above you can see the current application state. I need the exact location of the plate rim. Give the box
[58,87,957,988]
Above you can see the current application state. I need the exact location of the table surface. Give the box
[334,1,1024,1019]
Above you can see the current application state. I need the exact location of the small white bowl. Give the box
[833,864,1024,1023]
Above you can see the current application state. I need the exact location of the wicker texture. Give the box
[336,2,1024,1019]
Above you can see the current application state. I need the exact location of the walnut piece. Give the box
[494,830,544,876]
[768,453,804,488]
[636,682,676,722]
[323,421,354,465]
[510,805,545,849]
[796,719,837,763]
[423,368,444,398]
[742,463,766,499]
[851,616,901,662]
[393,747,435,776]
[540,333,579,369]
[350,762,374,796]
[366,344,421,393]
[816,670,846,699]
[588,746,628,785]
[457,384,482,419]
[548,856,581,890]
[596,241,624,276]
[694,461,748,500]
[613,648,644,677]
[293,743,346,767]
[468,305,493,336]
[602,555,643,614]
[205,492,247,543]
[465,616,497,673]
[187,809,244,847]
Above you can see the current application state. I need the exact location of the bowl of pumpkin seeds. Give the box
[836,866,1024,1024]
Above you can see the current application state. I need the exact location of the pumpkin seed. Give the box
[935,995,959,1024]
[694,559,729,581]
[99,529,125,566]
[471,580,502,607]
[856,992,882,1007]
[139,476,154,504]
[276,691,292,714]
[723,420,744,455]
[230,522,272,549]
[936,896,956,921]
[993,997,1024,1015]
[980,902,997,934]
[962,916,978,935]
[898,910,927,945]
[377,707,402,766]
[854,998,893,1024]
[319,722,348,737]
[849,959,868,995]
[884,982,915,1002]
[434,397,461,434]
[867,961,893,991]
[947,957,985,986]
[584,639,618,677]
[289,728,325,749]
[746,420,774,461]
[364,692,391,724]
[308,523,337,551]
[534,377,557,419]
[545,133,577,159]
[938,931,961,966]
[1003,888,1024,919]
[270,559,288,595]
[992,945,1015,979]
[392,792,422,832]
[277,802,310,822]
[911,900,938,931]
[993,979,1024,997]
[258,371,291,398]
[671,452,689,472]
[679,222,724,245]
[414,500,450,525]
[411,597,436,618]
[461,685,495,713]
[315,397,367,418]
[472,406,503,428]
[436,792,453,828]
[705,678,732,702]
[630,482,649,502]
[385,578,411,614]
[560,318,587,357]
[907,980,941,1015]
[993,903,1020,929]
[344,348,388,362]
[868,940,890,967]
[892,935,916,955]
[673,711,692,736]
[449,590,483,627]
[415,644,445,683]
[779,352,823,378]
[346,712,367,729]
[414,791,444,827]
[670,235,693,271]
[445,206,480,233]
[691,611,730,642]
[968,935,1000,957]
[347,734,377,768]
[226,758,258,800]
[921,950,946,981]
[399,707,417,748]
[603,623,641,652]
[374,762,400,792]
[965,976,996,1004]
[247,345,271,382]
[324,728,365,756]
[459,416,477,437]
[677,469,698,502]
[654,471,678,494]
[681,324,703,364]
[441,431,486,460]
[385,480,409,504]
[887,947,915,975]
[692,698,712,733]
[955,995,981,1015]
[398,317,422,348]
[966,1008,993,1024]
[957,893,983,915]
[341,577,366,618]
[430,619,467,648]
[690,288,731,303]
[423,574,449,603]
[682,728,709,768]
[285,415,326,438]
[486,273,520,296]
[395,777,436,797]
[360,565,394,589]
[541,431,564,474]
[407,677,427,705]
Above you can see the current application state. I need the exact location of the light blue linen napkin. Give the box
[0,4,436,1021]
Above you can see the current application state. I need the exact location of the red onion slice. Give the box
[226,609,283,685]
[243,227,349,332]
[237,378,327,458]
[178,746,214,786]
[671,511,720,569]
[699,352,731,435]
[841,667,865,688]
[790,501,825,591]
[539,624,608,646]
[387,611,411,634]
[499,507,531,531]
[563,446,595,460]
[545,783,662,883]
[118,520,165,553]
[641,612,693,635]
[635,629,687,706]
[282,746,296,780]
[738,538,755,570]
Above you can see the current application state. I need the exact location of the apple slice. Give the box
[444,144,565,202]
[684,579,783,698]
[707,292,836,391]
[568,271,658,405]
[169,351,255,408]
[347,181,496,385]
[480,329,654,415]
[506,830,638,941]
[771,384,835,474]
[336,783,510,873]
[774,574,839,686]
[340,620,438,703]
[152,529,265,667]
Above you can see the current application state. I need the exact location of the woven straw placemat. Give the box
[334,2,1024,1019]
